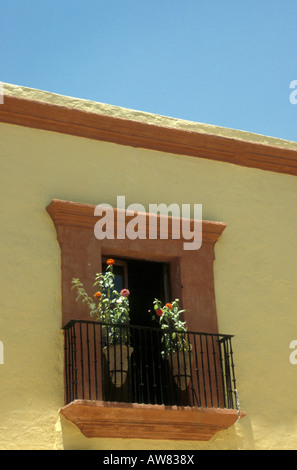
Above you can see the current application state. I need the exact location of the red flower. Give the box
[165,303,172,309]
[107,259,115,265]
[156,308,163,317]
[120,289,130,297]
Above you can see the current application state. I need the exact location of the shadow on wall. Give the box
[210,414,255,450]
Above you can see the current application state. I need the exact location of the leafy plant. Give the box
[72,259,131,345]
[153,298,191,358]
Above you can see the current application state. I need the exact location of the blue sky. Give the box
[2,0,297,142]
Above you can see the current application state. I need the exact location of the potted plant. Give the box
[153,299,192,391]
[72,258,133,388]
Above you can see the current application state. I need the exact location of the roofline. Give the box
[1,82,297,176]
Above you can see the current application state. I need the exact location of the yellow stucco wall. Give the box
[1,87,297,450]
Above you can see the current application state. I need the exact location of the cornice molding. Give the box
[46,199,226,245]
[1,95,297,176]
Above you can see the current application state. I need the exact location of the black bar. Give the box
[199,334,207,407]
[86,322,91,400]
[64,328,69,404]
[229,337,237,409]
[211,336,220,408]
[218,336,227,408]
[93,323,98,400]
[79,322,84,400]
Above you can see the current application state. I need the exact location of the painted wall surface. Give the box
[1,117,297,450]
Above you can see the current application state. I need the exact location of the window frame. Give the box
[47,198,226,335]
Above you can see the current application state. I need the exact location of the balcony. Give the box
[60,320,244,441]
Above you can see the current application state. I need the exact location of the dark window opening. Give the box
[102,257,171,326]
[102,257,173,404]
[127,259,171,327]
[127,259,171,404]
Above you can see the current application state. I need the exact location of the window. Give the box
[47,199,244,441]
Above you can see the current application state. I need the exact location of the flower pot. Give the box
[169,351,193,391]
[103,344,133,388]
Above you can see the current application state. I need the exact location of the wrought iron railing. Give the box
[63,320,238,409]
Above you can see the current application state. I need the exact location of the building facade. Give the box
[1,83,297,450]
